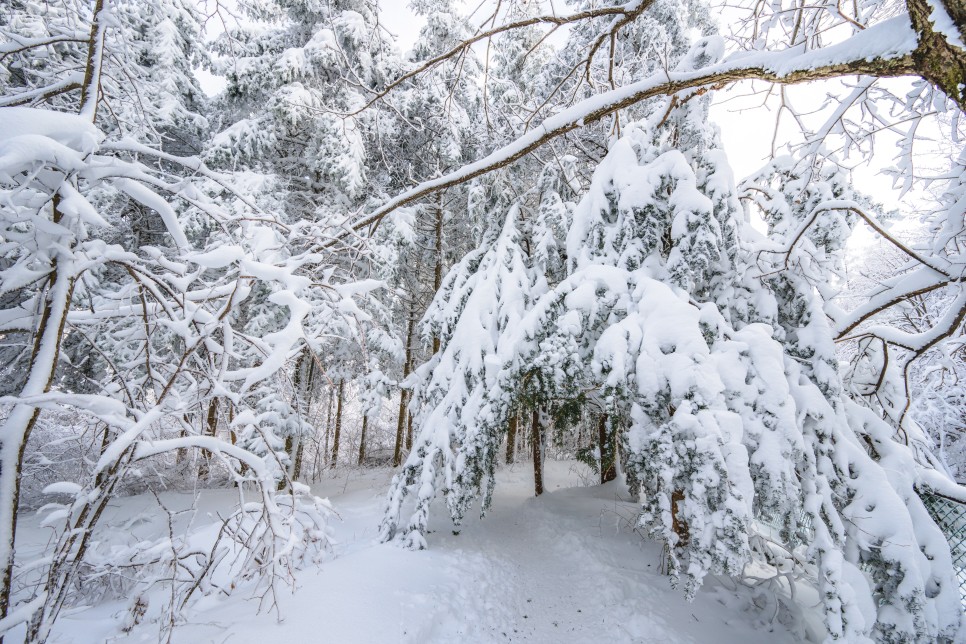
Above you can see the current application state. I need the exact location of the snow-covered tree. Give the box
[381,203,545,547]
[0,2,383,637]
[207,0,401,224]
[381,33,963,641]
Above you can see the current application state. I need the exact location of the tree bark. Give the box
[323,387,333,469]
[392,311,415,466]
[405,410,414,451]
[0,196,77,629]
[199,397,218,480]
[293,437,304,481]
[506,413,517,464]
[78,0,107,121]
[358,416,368,466]
[331,380,344,468]
[532,407,543,496]
[227,403,247,479]
[95,423,111,489]
[286,350,311,484]
[598,414,617,484]
[279,435,294,491]
[1,2,111,623]
[907,0,966,109]
[671,489,689,548]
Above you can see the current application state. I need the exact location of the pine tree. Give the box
[381,204,544,547]
[380,34,962,641]
[207,0,401,224]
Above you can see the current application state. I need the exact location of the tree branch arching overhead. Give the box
[340,0,966,238]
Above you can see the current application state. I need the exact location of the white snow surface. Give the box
[15,462,807,643]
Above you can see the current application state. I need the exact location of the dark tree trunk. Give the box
[598,414,616,484]
[405,411,414,451]
[279,435,294,491]
[95,423,111,488]
[506,413,517,464]
[393,311,415,466]
[199,397,218,480]
[671,489,689,547]
[532,407,543,496]
[331,380,344,467]
[358,416,368,466]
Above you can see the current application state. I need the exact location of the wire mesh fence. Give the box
[752,491,966,604]
[919,490,966,603]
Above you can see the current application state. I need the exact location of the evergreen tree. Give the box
[381,204,544,547]
[381,35,962,641]
[207,0,401,224]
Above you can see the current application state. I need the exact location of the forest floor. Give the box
[17,460,818,643]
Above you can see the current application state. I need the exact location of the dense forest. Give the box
[2,0,966,641]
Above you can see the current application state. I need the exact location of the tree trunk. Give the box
[175,417,188,467]
[598,413,616,484]
[331,380,344,468]
[392,390,407,467]
[279,435,294,491]
[671,489,689,548]
[392,311,415,467]
[323,387,333,468]
[292,350,313,418]
[95,423,111,489]
[506,413,517,464]
[286,350,310,485]
[0,194,77,629]
[432,194,444,355]
[405,410,414,451]
[358,416,368,466]
[293,437,304,481]
[532,407,543,496]
[227,403,247,479]
[199,397,218,480]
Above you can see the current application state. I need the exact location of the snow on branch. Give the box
[347,17,919,236]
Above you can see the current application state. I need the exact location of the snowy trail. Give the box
[427,462,796,643]
[33,461,802,643]
[433,468,648,641]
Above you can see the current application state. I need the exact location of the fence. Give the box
[919,490,966,603]
[753,490,966,604]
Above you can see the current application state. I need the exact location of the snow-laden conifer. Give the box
[381,205,544,547]
[381,33,963,641]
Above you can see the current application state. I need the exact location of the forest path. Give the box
[431,463,666,642]
[422,460,796,643]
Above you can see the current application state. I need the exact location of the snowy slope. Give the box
[22,461,808,643]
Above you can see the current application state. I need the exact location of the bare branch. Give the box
[346,0,654,117]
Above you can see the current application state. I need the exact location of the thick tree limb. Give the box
[834,269,953,338]
[0,76,83,108]
[907,0,966,108]
[331,0,966,241]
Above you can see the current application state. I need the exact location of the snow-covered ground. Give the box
[18,461,811,643]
